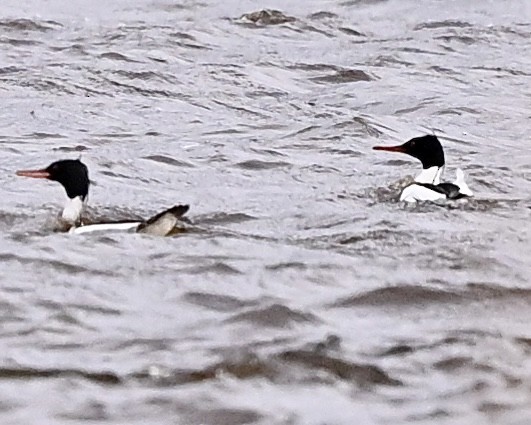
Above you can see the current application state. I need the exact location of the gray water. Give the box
[1,0,530,424]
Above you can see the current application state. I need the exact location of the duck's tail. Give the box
[137,205,190,236]
[454,169,473,197]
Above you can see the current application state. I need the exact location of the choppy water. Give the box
[1,0,530,423]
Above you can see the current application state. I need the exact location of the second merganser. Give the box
[373,135,473,202]
[16,159,189,236]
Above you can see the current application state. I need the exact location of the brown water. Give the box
[1,0,530,424]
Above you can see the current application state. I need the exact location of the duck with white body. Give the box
[16,159,189,236]
[373,135,473,202]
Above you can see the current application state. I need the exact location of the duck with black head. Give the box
[16,159,189,236]
[373,135,473,202]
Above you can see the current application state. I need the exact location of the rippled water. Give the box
[1,0,530,423]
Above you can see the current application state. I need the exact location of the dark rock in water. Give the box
[239,10,296,26]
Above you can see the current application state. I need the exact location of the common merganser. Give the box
[16,159,189,235]
[373,135,473,202]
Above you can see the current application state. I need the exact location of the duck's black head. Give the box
[373,135,445,169]
[17,159,89,200]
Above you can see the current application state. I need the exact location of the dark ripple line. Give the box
[0,253,114,277]
[332,283,531,308]
[183,291,258,312]
[226,304,318,328]
[277,349,402,387]
[0,18,62,32]
[0,367,120,385]
[132,349,400,387]
[99,75,184,99]
[414,20,473,30]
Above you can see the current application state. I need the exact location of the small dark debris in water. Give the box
[238,10,296,26]
[312,69,373,84]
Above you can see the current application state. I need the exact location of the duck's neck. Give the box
[415,166,444,185]
[62,196,85,225]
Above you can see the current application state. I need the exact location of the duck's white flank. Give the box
[400,185,446,202]
[400,168,472,203]
[69,222,141,234]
